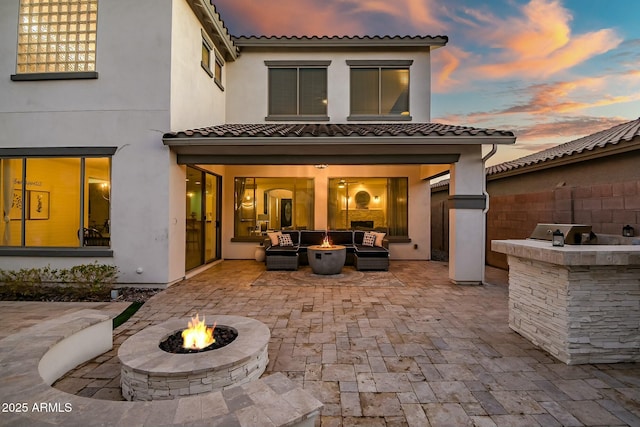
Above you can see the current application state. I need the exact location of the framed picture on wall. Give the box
[9,189,24,220]
[29,190,50,220]
[281,198,292,227]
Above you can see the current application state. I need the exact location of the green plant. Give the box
[0,262,119,300]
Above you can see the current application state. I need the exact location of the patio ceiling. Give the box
[163,123,516,165]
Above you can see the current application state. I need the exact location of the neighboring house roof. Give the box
[233,35,448,50]
[431,117,640,189]
[164,123,512,139]
[487,117,640,176]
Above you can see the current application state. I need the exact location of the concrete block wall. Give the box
[487,179,640,269]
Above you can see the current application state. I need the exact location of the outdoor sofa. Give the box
[263,230,389,271]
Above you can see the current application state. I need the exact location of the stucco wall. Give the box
[225,49,431,123]
[0,0,179,285]
[170,0,227,130]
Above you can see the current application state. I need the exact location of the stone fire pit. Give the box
[118,315,270,401]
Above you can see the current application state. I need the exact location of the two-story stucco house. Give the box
[0,0,515,287]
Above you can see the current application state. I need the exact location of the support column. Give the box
[448,147,486,285]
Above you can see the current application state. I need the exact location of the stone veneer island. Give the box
[492,239,640,365]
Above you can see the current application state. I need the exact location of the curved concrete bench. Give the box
[0,309,322,427]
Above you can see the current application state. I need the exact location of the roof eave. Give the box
[163,135,515,146]
[232,36,448,50]
[487,140,640,181]
[188,0,238,61]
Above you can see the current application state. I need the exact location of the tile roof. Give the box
[486,117,640,175]
[164,123,514,139]
[232,35,448,48]
[431,117,640,188]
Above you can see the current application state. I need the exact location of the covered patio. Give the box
[164,123,517,285]
[51,260,640,426]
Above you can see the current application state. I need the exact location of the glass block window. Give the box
[16,0,98,74]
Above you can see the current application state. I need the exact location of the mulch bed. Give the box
[0,285,163,303]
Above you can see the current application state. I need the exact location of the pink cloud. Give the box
[452,0,623,80]
[511,116,631,142]
[476,29,621,79]
[432,46,471,93]
[213,0,366,36]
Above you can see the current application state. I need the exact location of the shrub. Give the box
[0,262,119,301]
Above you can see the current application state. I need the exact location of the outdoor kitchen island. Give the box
[492,239,640,365]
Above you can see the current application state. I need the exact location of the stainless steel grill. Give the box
[529,223,592,245]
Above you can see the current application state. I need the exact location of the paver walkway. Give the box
[53,260,640,426]
[0,300,130,339]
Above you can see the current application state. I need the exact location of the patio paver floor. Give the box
[51,260,640,426]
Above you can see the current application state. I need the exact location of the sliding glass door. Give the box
[186,166,220,271]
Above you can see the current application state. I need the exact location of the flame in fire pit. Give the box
[320,234,332,248]
[181,313,215,350]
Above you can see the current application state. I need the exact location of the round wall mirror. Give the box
[354,191,371,209]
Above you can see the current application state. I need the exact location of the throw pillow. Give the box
[362,231,376,247]
[267,231,282,246]
[278,233,294,247]
[373,232,386,247]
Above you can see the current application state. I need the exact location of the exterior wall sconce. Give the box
[314,164,328,169]
[623,224,635,237]
[552,229,565,247]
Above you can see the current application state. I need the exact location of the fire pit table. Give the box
[307,244,346,275]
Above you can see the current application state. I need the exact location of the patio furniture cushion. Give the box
[278,234,294,247]
[299,230,326,246]
[329,231,356,246]
[355,245,389,257]
[267,231,282,245]
[265,245,298,256]
[362,232,376,247]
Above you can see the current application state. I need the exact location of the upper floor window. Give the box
[12,0,98,80]
[201,30,224,90]
[214,51,224,89]
[201,34,212,76]
[348,60,412,121]
[1,150,113,249]
[266,61,330,121]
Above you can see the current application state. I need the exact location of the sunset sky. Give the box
[213,0,640,165]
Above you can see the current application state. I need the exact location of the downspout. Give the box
[480,144,497,284]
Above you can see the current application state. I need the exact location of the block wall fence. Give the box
[432,178,640,270]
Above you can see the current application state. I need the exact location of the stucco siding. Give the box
[226,50,431,123]
[0,0,176,285]
[170,0,227,130]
